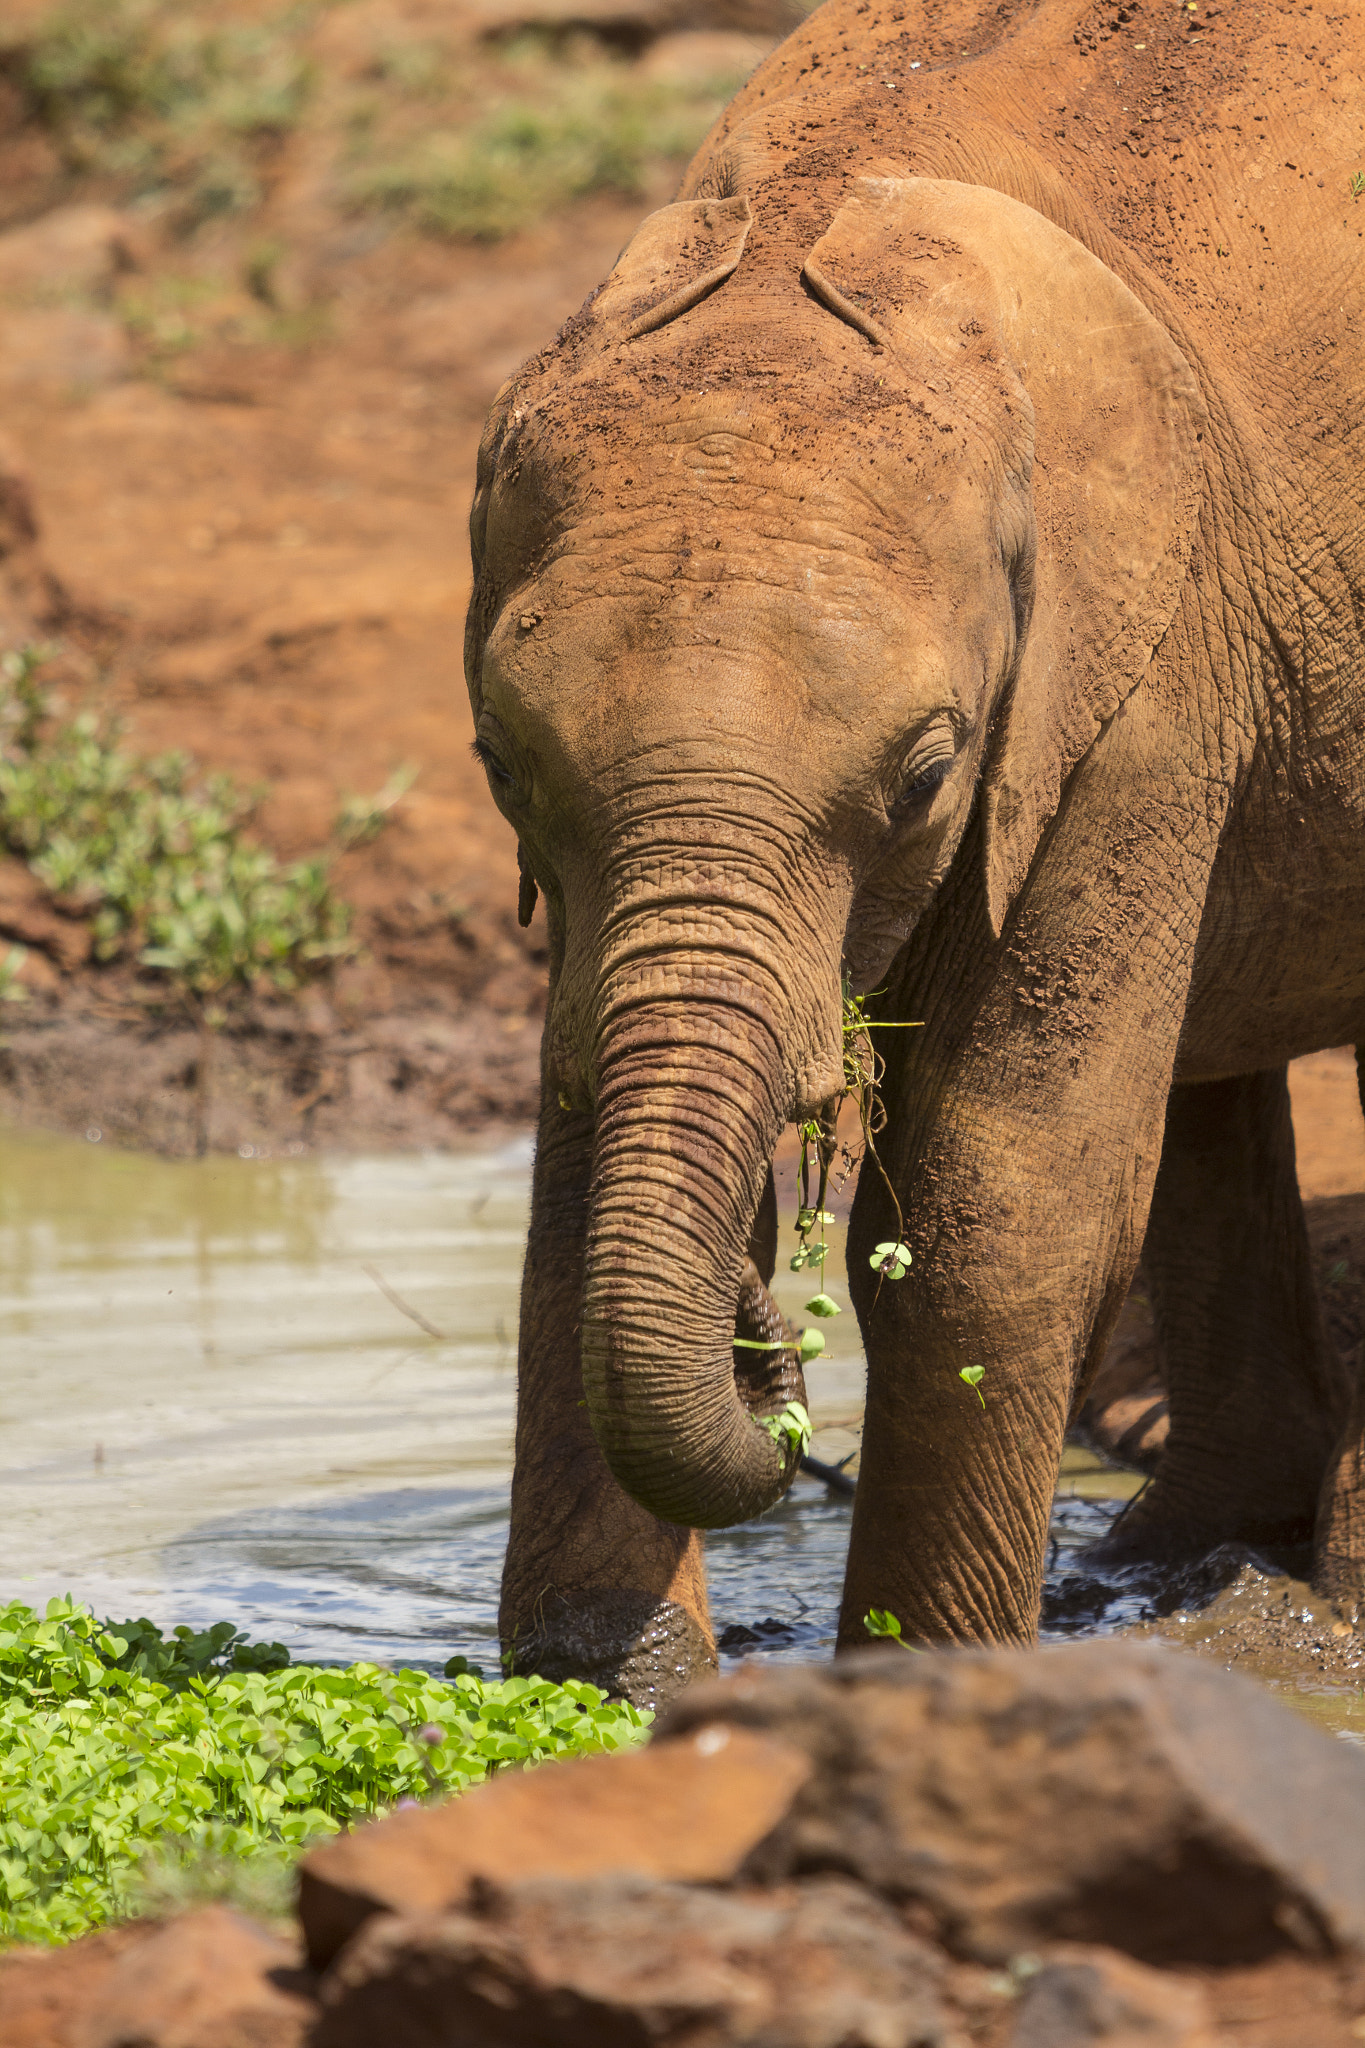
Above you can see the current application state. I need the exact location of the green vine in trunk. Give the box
[749,980,987,1414]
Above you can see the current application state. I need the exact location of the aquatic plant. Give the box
[0,1597,649,1947]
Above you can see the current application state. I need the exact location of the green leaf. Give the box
[803,1293,841,1318]
[863,1608,902,1641]
[798,1327,825,1362]
[760,1400,813,1456]
[959,1364,987,1409]
[869,1240,912,1279]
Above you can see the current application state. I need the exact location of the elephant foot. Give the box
[1312,1381,1365,1621]
[502,1587,718,1710]
[1311,1547,1365,1626]
[1088,1474,1316,1573]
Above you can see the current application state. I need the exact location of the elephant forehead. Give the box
[484,405,1007,613]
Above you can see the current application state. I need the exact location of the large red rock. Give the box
[1007,1946,1217,2046]
[74,1907,313,2048]
[655,1639,1365,1966]
[312,1874,947,2048]
[298,1722,811,1968]
[0,1925,144,2048]
[0,1910,313,2048]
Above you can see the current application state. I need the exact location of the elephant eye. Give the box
[891,755,953,814]
[472,736,517,789]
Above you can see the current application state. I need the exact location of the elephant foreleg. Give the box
[1101,1067,1349,1563]
[834,682,1224,1648]
[1312,1045,1365,1612]
[498,1089,716,1706]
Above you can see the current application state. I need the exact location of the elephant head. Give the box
[466,177,1204,1533]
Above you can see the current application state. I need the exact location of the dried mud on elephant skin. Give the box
[465,0,1365,1695]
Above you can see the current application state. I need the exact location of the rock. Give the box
[298,1721,811,1968]
[0,1925,145,2048]
[73,1906,314,2048]
[655,1638,1365,1965]
[0,861,93,971]
[0,308,131,394]
[0,205,142,298]
[637,27,772,81]
[466,0,802,43]
[313,1875,949,2048]
[1008,1946,1217,2046]
[0,1911,313,2048]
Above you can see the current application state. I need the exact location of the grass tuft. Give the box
[21,0,313,226]
[344,48,753,242]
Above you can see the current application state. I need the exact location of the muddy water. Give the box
[1,1125,1359,1736]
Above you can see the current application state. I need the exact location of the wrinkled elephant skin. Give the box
[465,0,1365,1701]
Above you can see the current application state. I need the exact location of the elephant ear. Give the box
[590,195,752,340]
[803,178,1206,934]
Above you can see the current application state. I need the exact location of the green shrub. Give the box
[22,0,312,222]
[0,1597,650,1947]
[347,54,750,242]
[15,0,759,247]
[0,646,356,999]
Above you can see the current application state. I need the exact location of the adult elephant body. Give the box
[466,0,1365,1700]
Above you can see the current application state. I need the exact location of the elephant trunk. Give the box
[580,988,807,1530]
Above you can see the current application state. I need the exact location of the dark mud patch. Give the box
[0,984,542,1155]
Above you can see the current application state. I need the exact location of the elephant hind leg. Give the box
[1312,1046,1365,1612]
[1098,1067,1350,1564]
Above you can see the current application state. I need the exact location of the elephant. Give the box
[464,0,1365,1703]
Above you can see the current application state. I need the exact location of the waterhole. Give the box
[2,1124,1355,1738]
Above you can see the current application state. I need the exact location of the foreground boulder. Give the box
[653,1638,1365,1965]
[312,1876,949,2048]
[8,1640,1365,2045]
[76,1906,313,2048]
[1007,1946,1218,2048]
[299,1723,811,1967]
[0,1907,311,2048]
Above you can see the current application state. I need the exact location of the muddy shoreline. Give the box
[0,979,543,1157]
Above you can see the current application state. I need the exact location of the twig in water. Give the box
[363,1264,447,1340]
[799,1451,857,1498]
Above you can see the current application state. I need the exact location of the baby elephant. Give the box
[465,0,1365,1701]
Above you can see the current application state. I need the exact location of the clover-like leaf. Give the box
[869,1240,912,1279]
[803,1293,841,1318]
[761,1400,813,1456]
[959,1364,986,1409]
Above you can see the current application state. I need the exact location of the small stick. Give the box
[800,1451,857,1498]
[363,1263,447,1340]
